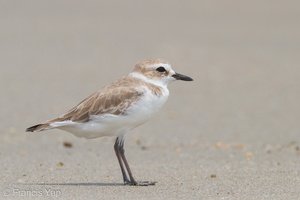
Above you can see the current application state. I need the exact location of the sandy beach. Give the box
[1,1,300,199]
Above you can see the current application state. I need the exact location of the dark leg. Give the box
[117,137,138,185]
[115,136,156,186]
[114,137,130,184]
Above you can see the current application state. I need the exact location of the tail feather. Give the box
[26,123,52,132]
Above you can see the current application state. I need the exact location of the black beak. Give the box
[172,73,193,81]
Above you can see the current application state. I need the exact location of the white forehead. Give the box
[146,63,172,71]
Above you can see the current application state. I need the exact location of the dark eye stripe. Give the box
[156,66,166,72]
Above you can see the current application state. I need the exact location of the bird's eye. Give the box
[156,66,166,72]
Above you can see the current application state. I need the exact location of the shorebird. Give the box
[26,59,193,186]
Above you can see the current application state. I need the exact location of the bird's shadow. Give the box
[19,182,125,187]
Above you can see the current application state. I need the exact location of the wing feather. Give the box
[53,86,143,123]
[26,76,163,132]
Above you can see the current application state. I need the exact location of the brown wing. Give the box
[26,76,149,132]
[54,86,144,123]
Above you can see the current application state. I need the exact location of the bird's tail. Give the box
[26,123,52,132]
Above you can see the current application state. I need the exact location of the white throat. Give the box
[129,72,168,88]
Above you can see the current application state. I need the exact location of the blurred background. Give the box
[1,0,299,142]
[1,0,300,198]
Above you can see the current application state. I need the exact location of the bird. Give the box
[26,59,193,186]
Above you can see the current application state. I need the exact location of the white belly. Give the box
[55,89,169,139]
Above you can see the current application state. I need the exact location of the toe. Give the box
[136,181,156,186]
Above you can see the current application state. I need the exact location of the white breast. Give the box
[58,86,169,139]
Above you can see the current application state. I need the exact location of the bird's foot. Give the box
[124,180,156,186]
